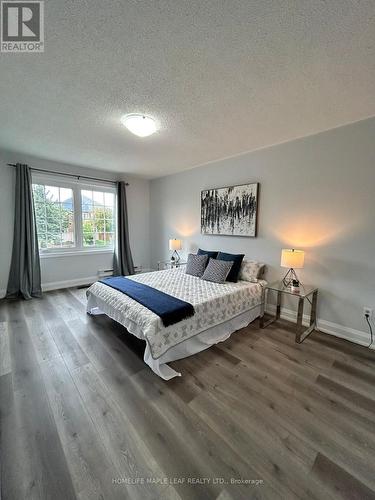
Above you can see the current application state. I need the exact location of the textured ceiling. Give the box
[0,0,375,178]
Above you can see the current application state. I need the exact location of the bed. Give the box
[86,267,265,379]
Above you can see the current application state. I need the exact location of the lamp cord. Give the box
[365,314,373,348]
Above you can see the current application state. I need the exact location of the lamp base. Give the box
[171,250,180,263]
[282,268,301,288]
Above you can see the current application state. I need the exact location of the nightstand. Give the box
[157,260,187,271]
[260,281,318,343]
[133,266,156,274]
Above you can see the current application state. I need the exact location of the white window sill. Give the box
[40,249,114,259]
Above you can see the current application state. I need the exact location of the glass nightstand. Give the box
[157,260,187,271]
[260,281,318,343]
[133,266,156,274]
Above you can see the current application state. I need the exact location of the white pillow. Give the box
[239,260,265,282]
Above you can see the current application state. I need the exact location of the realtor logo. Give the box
[1,1,44,52]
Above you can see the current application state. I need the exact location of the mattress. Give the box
[86,267,264,361]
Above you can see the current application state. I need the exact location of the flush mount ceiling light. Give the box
[121,114,157,137]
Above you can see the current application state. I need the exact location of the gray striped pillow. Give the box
[202,258,234,284]
[185,253,208,277]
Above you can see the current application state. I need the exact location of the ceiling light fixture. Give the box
[121,114,157,137]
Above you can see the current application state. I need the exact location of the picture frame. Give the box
[201,182,259,237]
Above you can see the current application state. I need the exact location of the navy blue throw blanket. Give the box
[99,276,195,327]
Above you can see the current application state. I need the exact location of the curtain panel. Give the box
[113,181,134,276]
[6,163,42,299]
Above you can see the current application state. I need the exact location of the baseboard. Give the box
[42,276,98,292]
[265,305,374,350]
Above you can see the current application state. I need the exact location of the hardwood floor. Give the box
[1,288,375,500]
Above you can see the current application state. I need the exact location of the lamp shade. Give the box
[169,239,182,251]
[281,249,305,269]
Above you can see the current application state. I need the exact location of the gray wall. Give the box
[150,117,375,336]
[0,150,150,293]
[1,118,374,341]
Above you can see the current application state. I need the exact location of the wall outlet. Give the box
[363,307,373,318]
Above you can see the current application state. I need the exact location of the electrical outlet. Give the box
[363,307,373,318]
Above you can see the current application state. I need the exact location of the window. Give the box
[32,175,116,254]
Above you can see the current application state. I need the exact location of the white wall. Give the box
[0,150,150,293]
[150,117,375,344]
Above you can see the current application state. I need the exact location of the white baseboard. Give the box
[42,276,98,292]
[265,305,374,350]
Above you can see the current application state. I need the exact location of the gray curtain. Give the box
[113,181,134,276]
[6,164,42,300]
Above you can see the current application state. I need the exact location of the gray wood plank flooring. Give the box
[1,288,375,500]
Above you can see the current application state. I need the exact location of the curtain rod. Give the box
[6,163,129,186]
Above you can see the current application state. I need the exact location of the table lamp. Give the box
[281,249,305,288]
[169,239,182,262]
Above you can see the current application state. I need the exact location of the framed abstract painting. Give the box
[201,182,259,237]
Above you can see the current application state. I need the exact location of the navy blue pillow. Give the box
[197,249,218,264]
[216,252,245,282]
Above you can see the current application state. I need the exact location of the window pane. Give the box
[45,185,59,202]
[104,192,114,207]
[83,232,94,246]
[47,233,62,248]
[60,188,72,203]
[37,223,47,234]
[104,206,114,217]
[81,190,93,212]
[38,234,47,249]
[94,232,106,246]
[93,219,105,231]
[33,184,45,201]
[81,189,115,248]
[105,232,115,245]
[104,219,114,232]
[93,190,104,206]
[61,196,73,210]
[62,232,75,247]
[32,183,75,251]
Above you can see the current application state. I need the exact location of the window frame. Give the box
[32,173,117,256]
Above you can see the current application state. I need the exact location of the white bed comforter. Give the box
[86,268,264,360]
